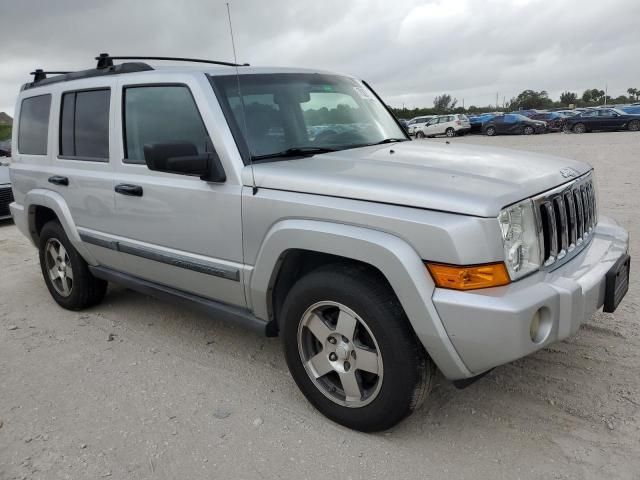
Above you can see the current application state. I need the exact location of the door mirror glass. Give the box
[144,142,226,182]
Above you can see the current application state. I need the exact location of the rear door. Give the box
[104,78,245,307]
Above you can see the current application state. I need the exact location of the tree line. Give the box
[391,88,640,119]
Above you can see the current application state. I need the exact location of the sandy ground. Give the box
[1,131,638,480]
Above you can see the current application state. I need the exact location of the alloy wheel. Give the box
[297,301,384,408]
[45,238,73,297]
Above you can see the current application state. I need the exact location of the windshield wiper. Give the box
[373,138,407,144]
[251,146,336,161]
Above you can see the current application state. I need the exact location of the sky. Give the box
[1,0,639,116]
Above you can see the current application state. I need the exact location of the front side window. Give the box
[60,89,110,160]
[18,94,51,155]
[123,85,209,164]
[210,73,406,162]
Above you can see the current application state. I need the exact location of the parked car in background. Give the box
[563,108,640,133]
[0,139,12,157]
[529,112,568,132]
[553,109,579,117]
[618,105,640,115]
[406,115,435,136]
[415,114,471,138]
[467,113,496,133]
[508,109,542,118]
[482,114,546,136]
[0,156,13,221]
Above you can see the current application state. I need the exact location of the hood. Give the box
[243,141,591,217]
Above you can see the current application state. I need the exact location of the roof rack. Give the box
[30,69,72,82]
[95,53,249,69]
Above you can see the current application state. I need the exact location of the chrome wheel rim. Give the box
[487,127,495,136]
[446,129,454,137]
[45,239,73,297]
[524,126,534,135]
[297,301,384,408]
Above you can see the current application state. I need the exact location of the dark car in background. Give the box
[529,111,568,132]
[0,140,11,157]
[467,112,496,133]
[482,114,546,136]
[564,108,640,133]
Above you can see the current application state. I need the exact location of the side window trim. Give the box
[121,82,212,165]
[58,86,111,162]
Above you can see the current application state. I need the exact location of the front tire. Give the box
[573,123,586,134]
[281,264,433,432]
[445,127,456,137]
[523,125,535,135]
[485,126,496,136]
[39,221,107,310]
[415,131,425,139]
[629,120,640,131]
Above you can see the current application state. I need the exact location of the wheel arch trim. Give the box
[249,218,472,379]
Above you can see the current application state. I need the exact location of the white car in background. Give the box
[416,114,471,138]
[406,115,435,136]
[0,156,13,221]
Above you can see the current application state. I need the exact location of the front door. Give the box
[104,81,245,307]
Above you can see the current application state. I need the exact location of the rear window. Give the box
[458,114,468,121]
[18,94,51,155]
[60,89,110,160]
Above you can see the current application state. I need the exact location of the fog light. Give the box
[529,311,541,342]
[529,308,551,344]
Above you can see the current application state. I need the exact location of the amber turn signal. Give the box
[425,262,511,290]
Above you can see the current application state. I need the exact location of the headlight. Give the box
[498,199,541,280]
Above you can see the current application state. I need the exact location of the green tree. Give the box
[627,88,638,101]
[559,91,578,106]
[508,90,553,110]
[582,89,605,104]
[433,94,457,113]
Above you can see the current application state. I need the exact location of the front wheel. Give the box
[415,131,425,139]
[523,125,535,135]
[573,123,586,134]
[485,126,496,136]
[445,127,456,137]
[281,264,433,432]
[39,221,107,310]
[629,120,640,131]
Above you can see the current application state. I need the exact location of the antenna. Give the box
[226,2,257,194]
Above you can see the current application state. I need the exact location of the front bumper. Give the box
[433,215,629,377]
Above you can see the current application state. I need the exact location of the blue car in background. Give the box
[618,105,640,115]
[467,113,496,133]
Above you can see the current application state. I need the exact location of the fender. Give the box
[249,219,472,379]
[22,189,98,265]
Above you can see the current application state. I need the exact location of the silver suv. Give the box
[8,55,630,431]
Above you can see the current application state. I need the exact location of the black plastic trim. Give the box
[89,266,265,334]
[361,80,411,141]
[22,63,154,91]
[452,368,494,389]
[79,232,240,281]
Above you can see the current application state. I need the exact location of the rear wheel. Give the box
[281,264,433,432]
[39,221,107,310]
[485,126,496,136]
[415,131,425,139]
[573,123,586,134]
[629,120,640,131]
[445,127,456,137]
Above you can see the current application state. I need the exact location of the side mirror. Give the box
[143,142,226,182]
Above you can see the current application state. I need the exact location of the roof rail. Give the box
[30,69,72,82]
[95,53,249,69]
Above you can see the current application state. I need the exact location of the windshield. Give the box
[209,73,407,162]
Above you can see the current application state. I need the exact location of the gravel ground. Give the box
[1,131,638,480]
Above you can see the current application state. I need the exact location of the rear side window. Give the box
[60,89,110,160]
[123,85,209,164]
[18,94,51,155]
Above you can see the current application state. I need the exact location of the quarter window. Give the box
[60,89,110,160]
[123,85,209,164]
[18,94,51,155]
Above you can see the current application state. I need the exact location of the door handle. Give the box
[115,184,143,197]
[48,175,69,186]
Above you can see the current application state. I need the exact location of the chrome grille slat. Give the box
[534,173,597,270]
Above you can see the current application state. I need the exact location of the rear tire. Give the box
[573,123,586,134]
[281,264,433,432]
[445,128,456,137]
[629,120,640,131]
[485,126,496,136]
[38,221,107,310]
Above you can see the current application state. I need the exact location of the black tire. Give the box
[445,128,456,137]
[38,220,107,310]
[573,123,586,134]
[485,126,496,136]
[281,264,433,432]
[523,125,534,135]
[415,131,425,139]
[629,120,640,132]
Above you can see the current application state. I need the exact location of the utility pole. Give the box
[496,92,499,109]
[604,83,608,106]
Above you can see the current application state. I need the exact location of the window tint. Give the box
[18,94,51,155]
[124,86,209,164]
[60,89,110,160]
[504,115,518,123]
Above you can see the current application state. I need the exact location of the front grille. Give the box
[534,173,597,269]
[0,186,14,218]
